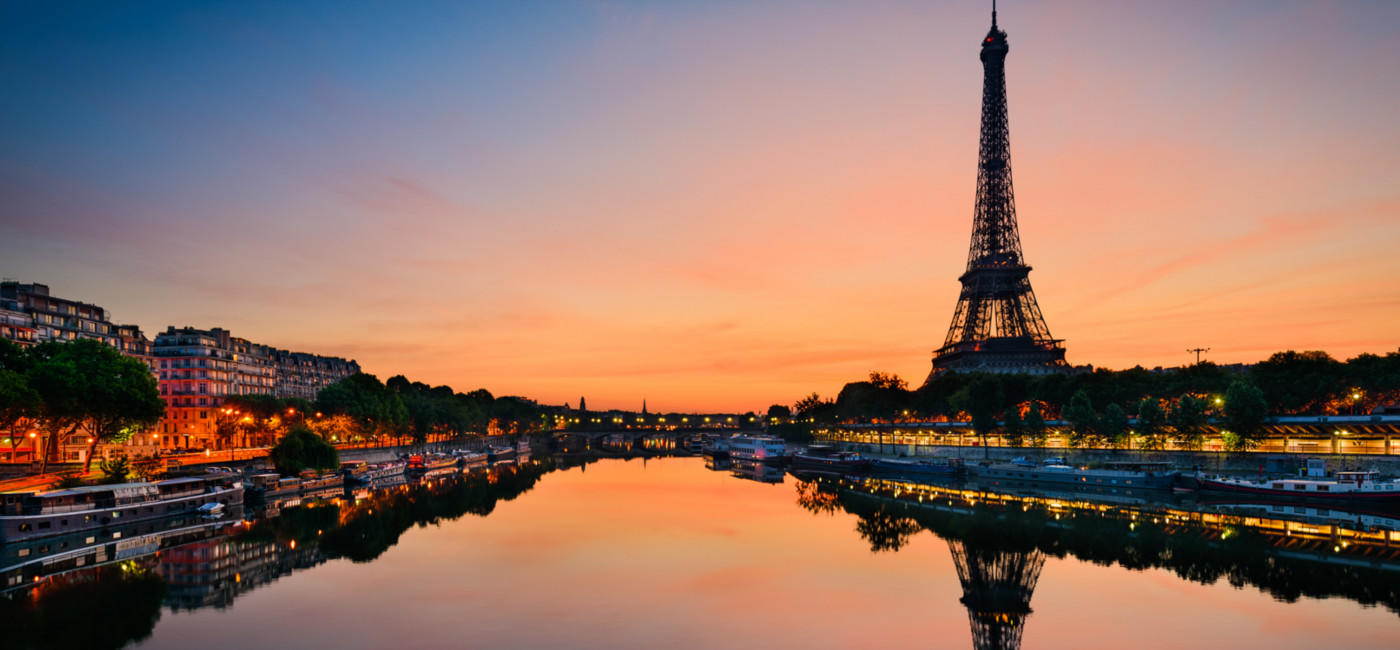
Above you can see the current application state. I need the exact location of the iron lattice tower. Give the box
[948,539,1046,650]
[928,6,1067,381]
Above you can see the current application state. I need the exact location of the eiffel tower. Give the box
[948,539,1046,650]
[928,3,1067,381]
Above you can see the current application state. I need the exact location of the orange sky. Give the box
[2,2,1397,411]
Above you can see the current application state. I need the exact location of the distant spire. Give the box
[992,0,998,29]
[642,398,648,415]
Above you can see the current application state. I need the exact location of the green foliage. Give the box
[1100,403,1130,449]
[1024,401,1047,447]
[27,339,164,472]
[98,456,131,484]
[1249,351,1345,414]
[767,422,814,443]
[130,455,162,481]
[50,473,85,489]
[793,393,836,423]
[1136,398,1168,450]
[1223,381,1268,452]
[854,507,922,553]
[1003,405,1025,447]
[1063,390,1098,447]
[1170,395,1209,450]
[269,426,340,476]
[867,371,907,391]
[0,341,40,433]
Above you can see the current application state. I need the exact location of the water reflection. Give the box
[1,459,561,650]
[4,453,1400,650]
[803,471,1400,649]
[948,541,1044,650]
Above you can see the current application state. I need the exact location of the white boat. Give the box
[727,435,787,463]
[197,501,225,518]
[0,475,244,543]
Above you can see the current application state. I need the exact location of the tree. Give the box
[269,426,340,475]
[1025,401,1047,447]
[1223,381,1268,452]
[1170,395,1209,450]
[1249,350,1345,415]
[952,377,1002,457]
[0,366,39,462]
[1063,390,1098,448]
[29,340,163,473]
[1136,398,1168,450]
[98,456,131,484]
[316,373,407,444]
[766,404,791,420]
[793,393,835,423]
[1003,404,1025,447]
[854,508,922,552]
[868,371,908,391]
[1100,403,1130,450]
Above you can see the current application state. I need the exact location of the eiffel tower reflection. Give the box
[947,539,1046,650]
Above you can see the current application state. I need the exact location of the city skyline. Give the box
[3,1,1398,411]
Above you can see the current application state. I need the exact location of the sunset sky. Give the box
[2,1,1397,412]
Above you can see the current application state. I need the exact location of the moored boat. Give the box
[969,460,1179,490]
[1194,470,1400,504]
[0,474,244,543]
[792,449,870,472]
[702,436,731,460]
[727,435,787,464]
[871,457,966,479]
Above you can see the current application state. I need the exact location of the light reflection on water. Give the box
[6,456,1400,650]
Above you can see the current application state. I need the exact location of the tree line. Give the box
[770,349,1400,451]
[220,372,547,459]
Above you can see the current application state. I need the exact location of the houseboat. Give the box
[0,474,244,543]
[968,460,1180,490]
[702,436,731,460]
[345,461,407,486]
[487,445,517,463]
[727,435,787,464]
[1194,470,1400,505]
[871,457,966,479]
[407,453,460,477]
[791,449,871,473]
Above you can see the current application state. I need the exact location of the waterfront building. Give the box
[152,326,359,450]
[0,281,146,350]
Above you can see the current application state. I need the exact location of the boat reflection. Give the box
[729,458,785,484]
[0,459,562,650]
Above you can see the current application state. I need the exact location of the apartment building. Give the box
[153,326,359,450]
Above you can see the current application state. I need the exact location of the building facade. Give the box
[153,326,359,450]
[0,281,359,460]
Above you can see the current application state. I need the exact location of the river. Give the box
[5,454,1400,649]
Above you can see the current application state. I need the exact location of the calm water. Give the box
[7,455,1400,649]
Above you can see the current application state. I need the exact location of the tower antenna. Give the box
[992,0,998,28]
[1186,347,1211,365]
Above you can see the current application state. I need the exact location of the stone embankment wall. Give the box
[843,442,1400,476]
